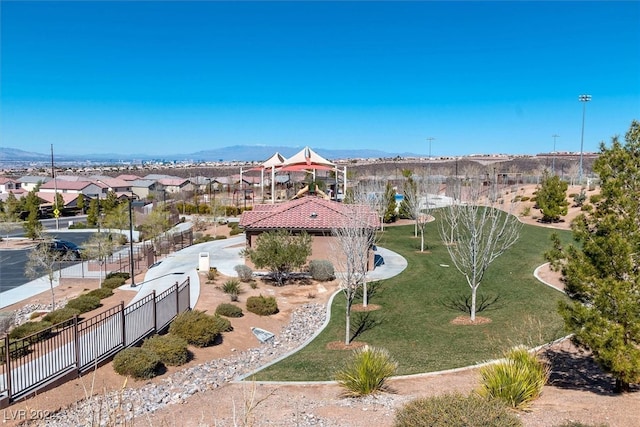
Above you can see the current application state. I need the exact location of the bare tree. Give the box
[82,232,117,285]
[353,178,389,231]
[438,181,522,321]
[25,233,73,310]
[331,203,379,345]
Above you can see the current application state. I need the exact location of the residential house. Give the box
[17,175,51,192]
[157,178,192,194]
[38,179,104,200]
[130,179,162,200]
[0,177,19,194]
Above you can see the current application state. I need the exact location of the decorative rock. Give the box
[39,303,329,426]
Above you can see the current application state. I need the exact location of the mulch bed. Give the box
[351,303,381,312]
[450,315,492,325]
[326,341,368,350]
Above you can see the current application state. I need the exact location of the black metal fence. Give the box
[0,278,191,407]
[57,229,194,280]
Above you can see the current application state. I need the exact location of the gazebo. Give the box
[249,147,347,203]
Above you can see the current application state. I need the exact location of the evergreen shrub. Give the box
[394,393,522,427]
[42,307,81,325]
[246,295,278,316]
[9,321,53,343]
[65,295,102,314]
[113,347,162,379]
[168,310,222,347]
[142,334,189,366]
[215,303,244,318]
[87,287,114,300]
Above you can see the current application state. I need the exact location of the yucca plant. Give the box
[222,279,241,294]
[479,345,549,409]
[335,345,397,397]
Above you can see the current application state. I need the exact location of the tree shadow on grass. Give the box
[439,293,503,315]
[354,280,385,303]
[350,311,384,343]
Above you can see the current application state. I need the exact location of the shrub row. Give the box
[8,321,53,343]
[65,295,101,314]
[42,307,81,325]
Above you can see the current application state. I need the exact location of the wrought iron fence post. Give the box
[4,334,12,400]
[120,301,126,347]
[175,281,179,316]
[152,290,157,332]
[186,277,191,309]
[74,315,80,373]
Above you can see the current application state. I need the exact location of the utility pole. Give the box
[51,144,59,230]
[427,137,435,183]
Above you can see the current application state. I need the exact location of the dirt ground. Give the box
[2,185,639,426]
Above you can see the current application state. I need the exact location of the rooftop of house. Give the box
[239,195,379,231]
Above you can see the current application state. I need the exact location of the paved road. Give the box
[0,231,95,294]
[0,216,87,238]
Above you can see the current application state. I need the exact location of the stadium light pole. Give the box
[578,94,591,184]
[552,134,559,175]
[426,137,435,181]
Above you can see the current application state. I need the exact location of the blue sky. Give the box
[1,1,639,158]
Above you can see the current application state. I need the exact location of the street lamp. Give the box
[129,197,135,286]
[578,94,592,184]
[552,134,559,175]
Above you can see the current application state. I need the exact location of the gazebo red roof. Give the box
[239,196,379,231]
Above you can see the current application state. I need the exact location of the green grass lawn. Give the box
[253,218,572,381]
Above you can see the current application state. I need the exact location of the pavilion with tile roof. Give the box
[239,194,379,269]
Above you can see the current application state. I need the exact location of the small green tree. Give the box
[547,120,640,393]
[102,190,118,212]
[76,193,85,214]
[102,202,129,231]
[383,181,397,224]
[54,192,65,212]
[398,177,416,220]
[536,171,568,222]
[5,192,21,221]
[242,229,312,286]
[87,198,99,228]
[23,191,43,239]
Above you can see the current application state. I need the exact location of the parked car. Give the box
[36,239,83,260]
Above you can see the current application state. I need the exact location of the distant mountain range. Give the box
[0,145,426,164]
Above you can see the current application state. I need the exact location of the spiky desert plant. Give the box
[479,345,549,409]
[335,345,397,396]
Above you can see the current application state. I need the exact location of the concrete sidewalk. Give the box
[1,230,407,310]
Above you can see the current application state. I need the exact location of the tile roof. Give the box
[39,179,92,191]
[239,196,380,231]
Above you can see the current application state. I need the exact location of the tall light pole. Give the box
[426,137,435,181]
[551,134,559,175]
[129,196,135,286]
[578,94,591,184]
